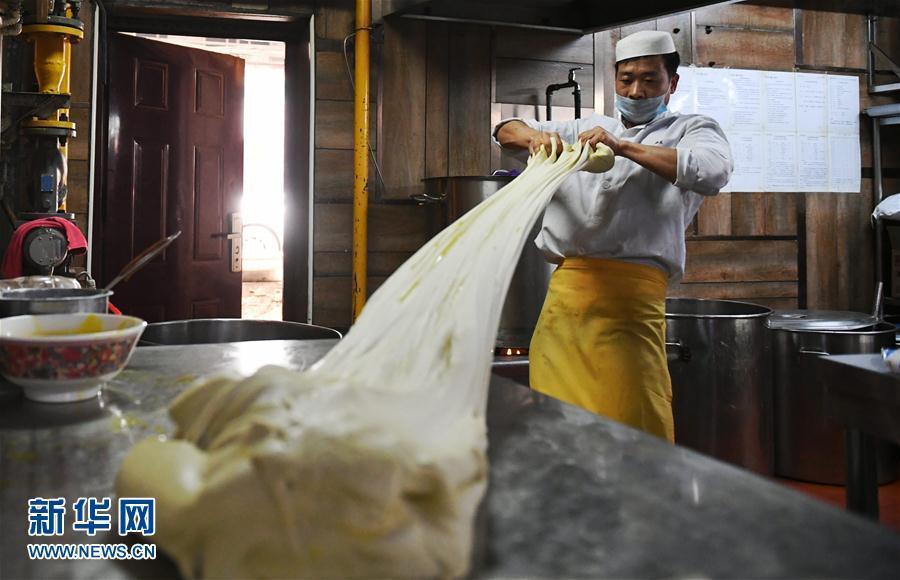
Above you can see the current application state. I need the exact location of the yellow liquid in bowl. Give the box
[32,314,107,337]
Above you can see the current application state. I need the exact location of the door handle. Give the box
[214,212,242,273]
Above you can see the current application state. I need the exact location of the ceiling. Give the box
[374,0,732,33]
[752,0,900,18]
[374,0,900,33]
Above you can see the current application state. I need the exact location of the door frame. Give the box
[90,5,314,322]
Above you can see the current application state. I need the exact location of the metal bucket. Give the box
[665,298,774,474]
[420,176,554,348]
[770,316,898,484]
[0,288,112,317]
[139,319,341,346]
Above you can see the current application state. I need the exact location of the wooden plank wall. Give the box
[312,1,900,327]
[670,5,801,310]
[312,5,440,329]
[493,28,596,173]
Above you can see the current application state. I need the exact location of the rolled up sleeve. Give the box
[674,116,733,196]
[491,117,580,148]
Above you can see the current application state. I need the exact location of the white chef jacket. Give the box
[492,111,733,281]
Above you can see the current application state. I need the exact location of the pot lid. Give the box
[0,288,112,301]
[0,275,82,291]
[767,309,878,331]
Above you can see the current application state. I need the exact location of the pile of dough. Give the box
[116,141,613,578]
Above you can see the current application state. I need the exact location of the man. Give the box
[493,30,733,442]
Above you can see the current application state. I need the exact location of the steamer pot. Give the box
[769,314,898,484]
[0,288,112,318]
[665,298,774,474]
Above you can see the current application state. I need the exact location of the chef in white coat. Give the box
[493,30,733,441]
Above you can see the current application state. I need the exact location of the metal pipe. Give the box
[545,88,553,121]
[874,117,883,289]
[58,25,72,211]
[0,37,3,171]
[87,1,102,275]
[21,12,82,213]
[867,14,876,94]
[574,86,581,119]
[351,0,371,320]
[545,68,582,122]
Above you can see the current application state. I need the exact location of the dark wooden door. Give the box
[103,33,244,321]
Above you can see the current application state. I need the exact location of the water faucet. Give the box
[546,67,582,121]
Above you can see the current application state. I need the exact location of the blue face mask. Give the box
[615,94,668,125]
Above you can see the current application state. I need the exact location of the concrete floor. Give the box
[776,476,900,534]
[242,281,283,320]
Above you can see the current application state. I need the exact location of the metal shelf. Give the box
[871,82,900,96]
[865,103,900,127]
[865,103,900,117]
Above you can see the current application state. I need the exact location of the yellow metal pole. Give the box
[351,0,371,320]
[23,21,82,212]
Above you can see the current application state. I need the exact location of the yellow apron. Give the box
[529,257,674,442]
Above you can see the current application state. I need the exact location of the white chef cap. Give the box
[615,30,677,62]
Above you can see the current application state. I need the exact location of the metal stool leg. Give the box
[846,428,880,519]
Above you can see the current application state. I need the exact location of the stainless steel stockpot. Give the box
[0,288,112,318]
[769,313,897,484]
[138,319,341,346]
[666,298,774,474]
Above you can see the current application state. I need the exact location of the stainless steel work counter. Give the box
[817,353,900,442]
[814,353,900,519]
[2,340,900,579]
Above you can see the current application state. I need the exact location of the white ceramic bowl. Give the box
[0,313,147,403]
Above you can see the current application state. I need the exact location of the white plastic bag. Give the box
[872,193,900,224]
[882,348,900,373]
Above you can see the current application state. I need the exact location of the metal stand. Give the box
[867,15,900,96]
[864,14,900,299]
[845,428,880,519]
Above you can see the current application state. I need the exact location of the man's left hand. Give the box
[578,127,622,156]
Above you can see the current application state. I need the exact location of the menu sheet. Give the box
[669,67,861,193]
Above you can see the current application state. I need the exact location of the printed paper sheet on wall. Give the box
[669,67,861,193]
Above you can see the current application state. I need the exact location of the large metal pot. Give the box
[139,319,341,346]
[770,314,898,484]
[665,298,774,474]
[0,288,112,317]
[420,176,554,348]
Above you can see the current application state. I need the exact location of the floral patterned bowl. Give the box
[0,313,147,403]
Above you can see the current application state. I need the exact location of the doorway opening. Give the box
[96,10,311,324]
[131,34,286,320]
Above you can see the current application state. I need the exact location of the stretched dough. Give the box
[116,140,613,578]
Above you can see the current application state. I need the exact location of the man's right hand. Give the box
[496,120,564,155]
[527,131,565,155]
